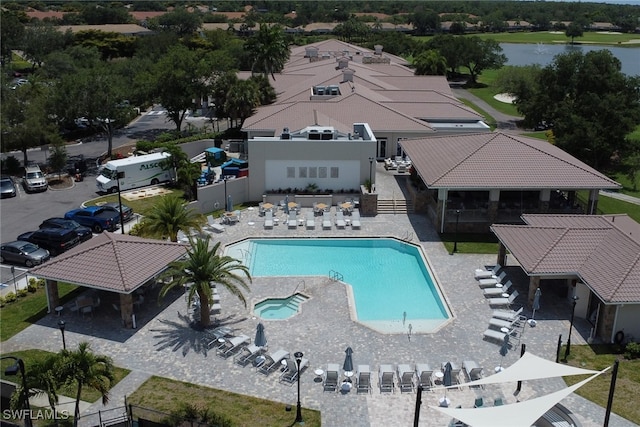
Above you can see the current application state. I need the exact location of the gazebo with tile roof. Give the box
[491,214,640,343]
[30,232,187,328]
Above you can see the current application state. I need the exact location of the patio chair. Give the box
[234,344,264,367]
[351,210,361,229]
[483,280,513,296]
[202,326,233,350]
[264,211,274,229]
[379,364,395,393]
[279,357,309,384]
[494,397,504,406]
[306,211,315,229]
[287,212,297,229]
[206,214,225,233]
[355,365,372,394]
[397,364,415,393]
[322,211,331,230]
[258,349,290,375]
[441,362,462,387]
[492,306,524,321]
[474,264,502,280]
[324,364,340,392]
[483,327,520,345]
[489,315,525,331]
[462,361,484,386]
[415,363,434,389]
[217,335,250,358]
[478,271,507,288]
[487,290,520,307]
[335,211,346,229]
[474,397,484,408]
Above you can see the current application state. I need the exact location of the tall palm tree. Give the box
[139,195,204,242]
[245,23,290,80]
[57,342,115,427]
[159,236,251,328]
[22,354,61,412]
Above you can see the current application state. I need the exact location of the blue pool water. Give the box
[254,293,309,320]
[230,238,449,326]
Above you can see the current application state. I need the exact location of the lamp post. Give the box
[294,351,304,423]
[116,171,125,234]
[58,319,66,350]
[223,177,228,211]
[2,356,32,427]
[11,265,17,293]
[368,157,374,193]
[563,295,579,362]
[452,209,461,254]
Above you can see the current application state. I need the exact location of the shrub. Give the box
[0,296,5,307]
[27,283,37,293]
[4,292,17,303]
[0,155,21,175]
[625,341,640,359]
[16,289,28,298]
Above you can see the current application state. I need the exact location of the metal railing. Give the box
[329,270,343,282]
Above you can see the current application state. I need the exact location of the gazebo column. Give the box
[497,243,507,268]
[436,189,447,233]
[119,293,134,328]
[487,189,500,224]
[586,189,599,214]
[539,189,550,213]
[45,279,60,314]
[528,276,540,307]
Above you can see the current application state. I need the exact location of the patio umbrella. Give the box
[529,288,542,326]
[284,194,290,214]
[443,362,453,387]
[254,323,267,347]
[343,347,354,373]
[498,334,510,371]
[226,194,233,212]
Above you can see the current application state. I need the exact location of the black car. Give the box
[39,218,93,242]
[17,228,80,256]
[101,202,134,223]
[0,175,17,198]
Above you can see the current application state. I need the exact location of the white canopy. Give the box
[431,369,607,427]
[444,352,598,389]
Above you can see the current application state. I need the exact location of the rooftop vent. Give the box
[342,68,355,83]
[337,57,349,69]
[374,44,383,55]
[305,47,319,58]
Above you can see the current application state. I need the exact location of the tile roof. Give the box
[400,132,621,190]
[491,215,640,303]
[56,24,152,35]
[29,232,187,294]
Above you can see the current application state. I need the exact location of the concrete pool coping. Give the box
[225,236,456,334]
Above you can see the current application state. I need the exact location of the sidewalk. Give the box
[600,190,640,206]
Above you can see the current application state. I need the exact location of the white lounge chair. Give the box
[397,364,414,392]
[351,210,361,229]
[483,327,516,344]
[379,364,395,393]
[335,211,346,228]
[415,364,433,389]
[234,344,264,367]
[258,349,290,375]
[280,357,309,384]
[324,364,340,392]
[462,360,484,384]
[474,264,502,280]
[322,211,331,229]
[287,212,297,228]
[492,306,524,321]
[356,365,372,394]
[478,271,507,287]
[217,335,250,358]
[489,315,524,330]
[487,289,520,307]
[483,280,513,296]
[306,211,315,229]
[264,211,274,229]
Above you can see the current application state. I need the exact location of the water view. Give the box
[500,43,640,76]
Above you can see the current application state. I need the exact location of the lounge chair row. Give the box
[263,209,362,230]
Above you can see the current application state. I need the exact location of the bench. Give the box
[542,409,573,427]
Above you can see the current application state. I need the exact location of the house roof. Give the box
[56,24,152,36]
[491,214,640,304]
[29,232,187,294]
[400,132,621,190]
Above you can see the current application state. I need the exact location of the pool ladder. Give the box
[329,270,344,282]
[292,279,306,294]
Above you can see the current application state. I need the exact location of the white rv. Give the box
[96,152,174,193]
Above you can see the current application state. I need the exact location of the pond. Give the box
[500,42,640,77]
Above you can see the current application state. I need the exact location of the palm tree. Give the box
[159,236,251,328]
[139,195,204,242]
[57,342,115,427]
[23,354,61,412]
[245,23,290,80]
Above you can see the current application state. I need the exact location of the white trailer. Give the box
[96,152,174,193]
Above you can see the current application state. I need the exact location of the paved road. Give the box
[451,87,523,131]
[600,190,640,205]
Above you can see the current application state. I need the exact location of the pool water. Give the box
[228,238,450,332]
[253,293,309,320]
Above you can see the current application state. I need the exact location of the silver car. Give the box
[0,241,50,267]
[0,175,16,198]
[23,165,48,192]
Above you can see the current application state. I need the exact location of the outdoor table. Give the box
[262,203,273,210]
[344,371,354,383]
[434,371,444,385]
[439,397,451,407]
[316,203,327,210]
[55,306,64,316]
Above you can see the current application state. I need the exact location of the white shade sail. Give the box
[444,352,598,389]
[431,369,608,427]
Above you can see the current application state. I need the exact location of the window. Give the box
[319,167,327,178]
[299,167,307,178]
[287,167,295,178]
[309,167,317,178]
[330,167,339,178]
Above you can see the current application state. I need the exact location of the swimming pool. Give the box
[226,238,451,333]
[253,293,309,320]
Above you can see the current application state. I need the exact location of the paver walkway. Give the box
[2,165,636,427]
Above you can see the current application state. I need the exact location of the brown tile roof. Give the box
[129,11,168,21]
[25,10,69,20]
[56,24,152,35]
[30,232,187,294]
[400,132,621,190]
[491,214,640,303]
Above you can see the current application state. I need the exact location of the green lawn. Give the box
[128,376,321,427]
[84,188,185,216]
[0,282,81,342]
[0,349,130,404]
[563,345,640,425]
[470,31,640,46]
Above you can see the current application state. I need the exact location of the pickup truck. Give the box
[64,206,120,233]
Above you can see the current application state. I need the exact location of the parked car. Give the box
[0,175,17,198]
[23,165,48,192]
[0,241,50,267]
[64,206,120,233]
[17,228,79,256]
[101,202,134,222]
[39,218,93,242]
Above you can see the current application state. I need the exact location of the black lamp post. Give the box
[294,351,304,423]
[116,171,125,234]
[11,265,17,293]
[452,209,461,254]
[368,157,374,193]
[58,319,66,350]
[563,295,579,362]
[2,356,32,427]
